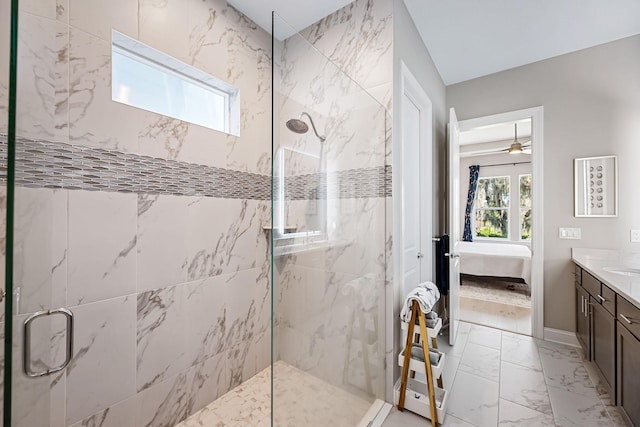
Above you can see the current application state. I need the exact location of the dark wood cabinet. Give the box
[591,296,615,393]
[575,263,640,423]
[617,323,640,426]
[576,283,590,359]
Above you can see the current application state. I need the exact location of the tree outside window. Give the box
[474,176,509,239]
[520,174,532,240]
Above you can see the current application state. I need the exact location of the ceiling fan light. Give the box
[508,143,522,154]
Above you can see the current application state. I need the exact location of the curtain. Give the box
[463,165,480,242]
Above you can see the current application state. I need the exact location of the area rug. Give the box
[460,275,531,308]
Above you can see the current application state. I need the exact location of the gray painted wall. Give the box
[447,34,640,332]
[395,1,447,234]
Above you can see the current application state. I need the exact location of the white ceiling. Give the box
[403,0,640,85]
[228,0,640,84]
[227,0,353,39]
[459,119,532,157]
[460,119,531,146]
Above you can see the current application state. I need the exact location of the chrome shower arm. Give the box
[300,112,326,142]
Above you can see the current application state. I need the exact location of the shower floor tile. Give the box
[176,360,373,427]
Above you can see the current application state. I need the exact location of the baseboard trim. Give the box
[543,327,581,348]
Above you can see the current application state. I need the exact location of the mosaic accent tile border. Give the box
[0,136,392,199]
[4,137,270,199]
[282,166,391,200]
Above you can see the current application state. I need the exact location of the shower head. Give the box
[286,118,309,134]
[285,112,326,143]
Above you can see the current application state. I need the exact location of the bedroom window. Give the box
[520,174,532,240]
[474,176,510,239]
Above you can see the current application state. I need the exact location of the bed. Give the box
[457,241,532,287]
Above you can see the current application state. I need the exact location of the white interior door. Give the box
[448,108,461,345]
[402,95,422,294]
[401,83,433,297]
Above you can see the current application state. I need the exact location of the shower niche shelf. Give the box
[272,238,350,256]
[262,225,298,234]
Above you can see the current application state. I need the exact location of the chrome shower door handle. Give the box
[24,308,74,378]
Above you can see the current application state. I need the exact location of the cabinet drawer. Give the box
[574,264,582,285]
[600,285,616,315]
[582,271,600,297]
[617,295,640,340]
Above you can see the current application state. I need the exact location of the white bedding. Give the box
[458,241,532,285]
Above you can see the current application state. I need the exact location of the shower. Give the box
[284,112,327,234]
[286,112,326,142]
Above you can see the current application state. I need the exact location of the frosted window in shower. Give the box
[111,30,240,136]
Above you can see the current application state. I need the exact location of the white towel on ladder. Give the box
[400,281,441,323]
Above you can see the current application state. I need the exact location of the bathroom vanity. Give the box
[572,248,640,426]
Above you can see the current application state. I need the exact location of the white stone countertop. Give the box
[572,248,640,309]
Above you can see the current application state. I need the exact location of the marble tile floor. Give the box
[460,296,531,336]
[176,360,373,427]
[382,322,628,427]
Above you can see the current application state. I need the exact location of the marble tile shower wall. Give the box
[274,198,388,397]
[297,0,395,295]
[1,1,272,427]
[296,0,395,294]
[298,0,393,116]
[273,0,392,402]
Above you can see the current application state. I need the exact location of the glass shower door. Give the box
[0,0,10,420]
[4,1,102,424]
[272,13,389,427]
[5,1,275,426]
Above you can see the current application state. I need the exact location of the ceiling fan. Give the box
[503,123,531,154]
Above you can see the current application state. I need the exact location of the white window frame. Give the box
[519,173,532,241]
[474,175,510,240]
[111,30,240,136]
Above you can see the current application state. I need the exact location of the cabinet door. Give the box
[576,285,590,359]
[617,324,640,425]
[591,297,615,393]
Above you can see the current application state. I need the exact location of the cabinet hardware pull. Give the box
[620,314,634,324]
[580,295,584,313]
[585,298,589,318]
[597,295,606,302]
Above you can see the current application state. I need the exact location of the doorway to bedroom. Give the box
[455,111,543,337]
